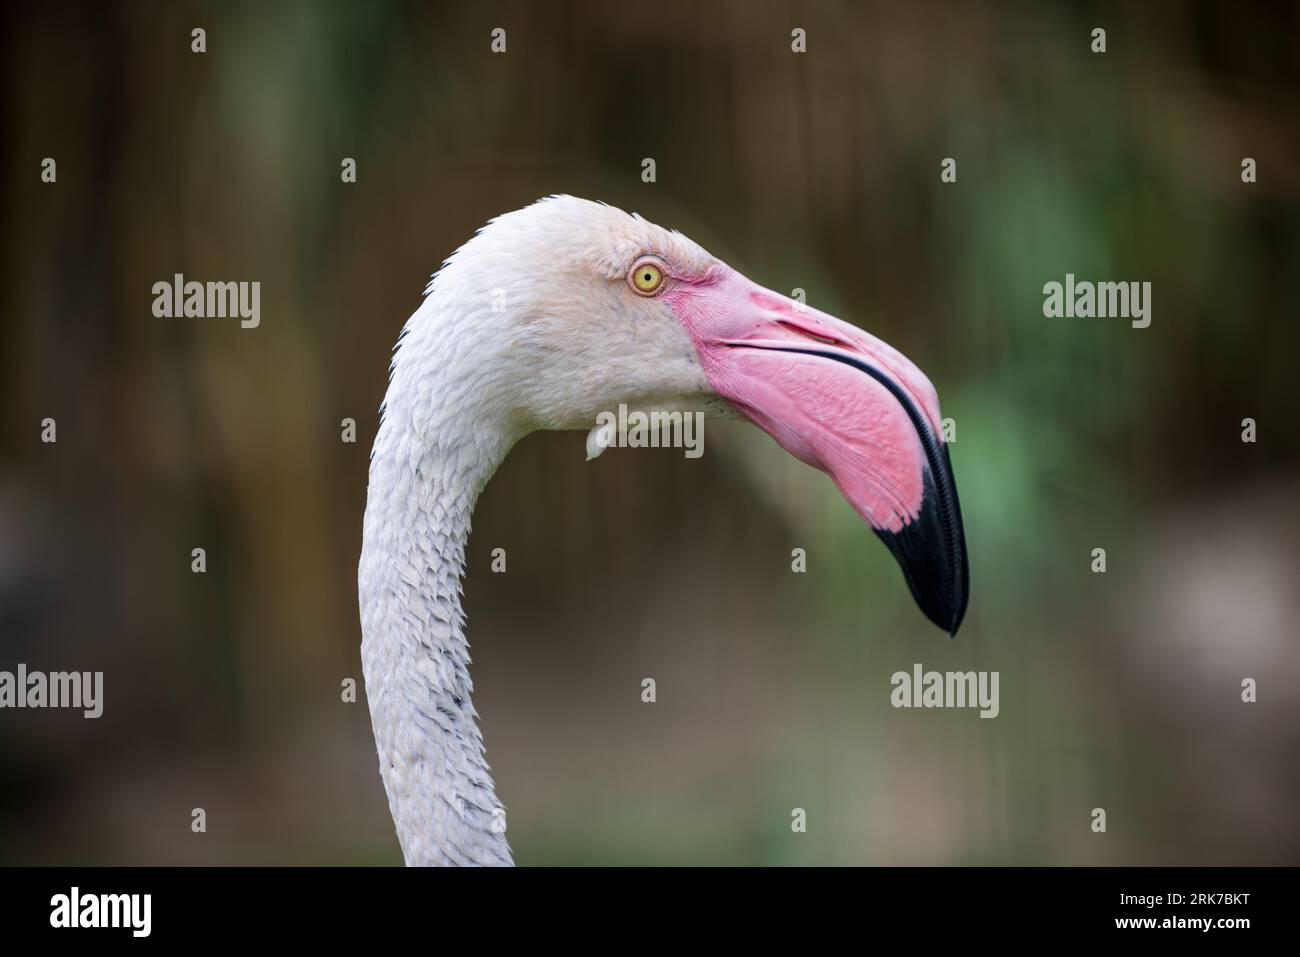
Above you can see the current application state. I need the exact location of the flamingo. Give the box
[358,196,969,865]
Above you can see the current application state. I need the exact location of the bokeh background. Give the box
[2,1,1298,865]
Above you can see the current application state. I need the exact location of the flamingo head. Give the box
[417,195,969,635]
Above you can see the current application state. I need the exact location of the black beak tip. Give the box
[873,454,969,639]
[788,344,970,637]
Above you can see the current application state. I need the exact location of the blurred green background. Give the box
[2,1,1298,865]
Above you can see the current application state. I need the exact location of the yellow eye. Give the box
[630,260,665,295]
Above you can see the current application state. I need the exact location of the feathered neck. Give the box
[358,294,517,866]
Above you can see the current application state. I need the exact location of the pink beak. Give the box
[668,266,969,636]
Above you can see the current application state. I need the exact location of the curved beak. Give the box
[670,268,970,636]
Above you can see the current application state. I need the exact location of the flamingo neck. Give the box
[358,359,516,866]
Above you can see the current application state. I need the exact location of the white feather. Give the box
[359,197,727,865]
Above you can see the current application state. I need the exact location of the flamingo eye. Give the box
[629,259,665,295]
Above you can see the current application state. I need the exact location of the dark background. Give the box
[1,0,1297,864]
